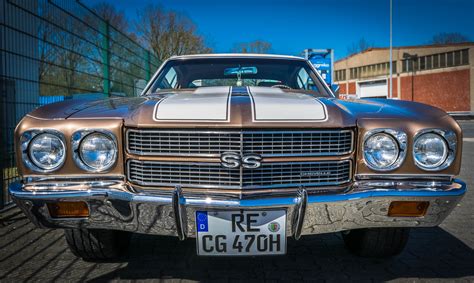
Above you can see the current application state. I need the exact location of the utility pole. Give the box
[389,0,393,99]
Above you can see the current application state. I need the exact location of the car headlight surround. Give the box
[413,129,456,171]
[363,129,407,171]
[72,130,118,172]
[21,130,66,173]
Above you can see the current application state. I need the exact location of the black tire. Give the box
[342,228,410,258]
[64,228,131,261]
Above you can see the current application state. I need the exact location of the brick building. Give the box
[334,42,474,112]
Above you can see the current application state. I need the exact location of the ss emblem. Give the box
[220,152,262,169]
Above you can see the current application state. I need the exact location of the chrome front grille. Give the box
[127,160,352,189]
[126,129,353,157]
[242,131,353,156]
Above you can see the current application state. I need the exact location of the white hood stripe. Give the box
[248,87,328,122]
[154,86,231,122]
[153,86,328,122]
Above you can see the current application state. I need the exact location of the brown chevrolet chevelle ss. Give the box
[10,54,466,259]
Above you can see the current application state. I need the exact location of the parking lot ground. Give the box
[1,122,474,282]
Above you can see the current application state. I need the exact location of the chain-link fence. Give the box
[0,0,160,209]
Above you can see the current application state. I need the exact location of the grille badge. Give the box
[220,152,262,169]
[300,171,333,177]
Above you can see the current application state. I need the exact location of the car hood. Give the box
[28,86,449,128]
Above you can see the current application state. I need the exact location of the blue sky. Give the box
[83,0,474,60]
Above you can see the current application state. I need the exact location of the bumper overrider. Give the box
[9,179,466,239]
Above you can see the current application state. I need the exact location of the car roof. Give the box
[169,53,306,61]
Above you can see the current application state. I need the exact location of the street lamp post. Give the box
[389,0,393,99]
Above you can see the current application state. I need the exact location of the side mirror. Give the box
[331,84,340,98]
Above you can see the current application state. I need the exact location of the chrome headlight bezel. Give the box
[20,130,67,173]
[72,130,118,173]
[413,129,456,171]
[363,129,407,171]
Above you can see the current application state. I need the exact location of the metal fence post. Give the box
[101,20,110,97]
[0,0,6,210]
[0,84,4,210]
[145,50,151,81]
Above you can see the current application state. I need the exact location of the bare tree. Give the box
[55,18,88,96]
[231,40,272,54]
[347,38,373,56]
[37,2,56,87]
[92,2,137,95]
[136,5,212,62]
[93,3,129,33]
[431,32,469,44]
[37,2,89,97]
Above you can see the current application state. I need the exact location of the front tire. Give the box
[342,228,410,258]
[64,228,131,260]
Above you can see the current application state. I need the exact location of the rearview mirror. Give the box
[224,66,258,76]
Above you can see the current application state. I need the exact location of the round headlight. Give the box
[79,133,117,171]
[364,133,399,170]
[28,133,66,171]
[413,133,448,169]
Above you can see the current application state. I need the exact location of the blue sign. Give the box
[196,211,208,232]
[304,49,334,86]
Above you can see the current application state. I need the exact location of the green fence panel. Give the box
[0,0,160,209]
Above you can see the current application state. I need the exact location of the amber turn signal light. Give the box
[47,202,89,218]
[388,201,429,217]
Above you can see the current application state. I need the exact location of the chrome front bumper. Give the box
[9,180,466,239]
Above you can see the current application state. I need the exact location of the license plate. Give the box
[196,210,286,256]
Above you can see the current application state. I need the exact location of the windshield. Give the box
[147,57,331,97]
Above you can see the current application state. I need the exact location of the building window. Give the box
[335,70,346,81]
[433,54,439,68]
[440,53,446,68]
[426,55,432,69]
[403,60,414,72]
[402,49,469,73]
[454,50,461,66]
[462,49,469,65]
[419,57,426,70]
[447,52,454,67]
[350,68,359,80]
